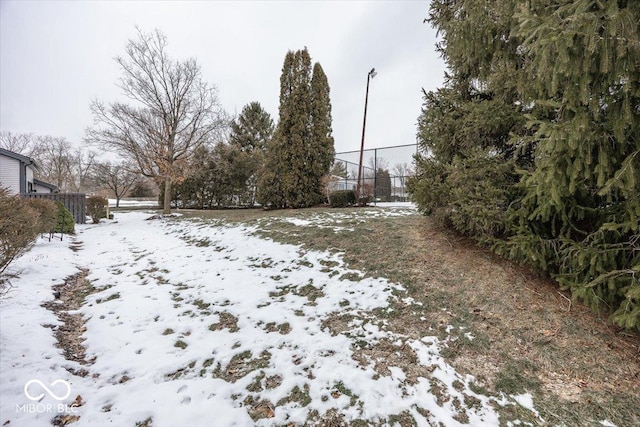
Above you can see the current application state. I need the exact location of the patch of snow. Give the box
[512,393,541,420]
[1,210,539,426]
[284,218,312,226]
[108,198,158,208]
[371,202,416,209]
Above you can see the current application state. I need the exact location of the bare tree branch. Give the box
[0,131,44,159]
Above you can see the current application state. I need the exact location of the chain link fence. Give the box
[332,143,417,203]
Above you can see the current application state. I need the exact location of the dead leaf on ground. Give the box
[250,400,275,419]
[52,414,80,426]
[71,395,83,407]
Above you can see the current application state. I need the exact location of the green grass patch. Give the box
[332,381,359,407]
[277,384,311,407]
[494,359,541,395]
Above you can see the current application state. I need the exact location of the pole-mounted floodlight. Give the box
[356,68,376,205]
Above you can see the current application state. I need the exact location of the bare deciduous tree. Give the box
[67,148,96,193]
[1,132,97,192]
[86,28,227,214]
[91,161,140,207]
[393,162,413,189]
[0,131,44,159]
[38,136,72,190]
[367,156,389,172]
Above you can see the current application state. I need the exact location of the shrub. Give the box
[27,198,58,234]
[358,194,371,206]
[54,202,75,233]
[0,188,41,280]
[86,196,108,224]
[329,190,356,208]
[358,183,374,206]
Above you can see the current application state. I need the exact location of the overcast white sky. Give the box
[0,0,445,156]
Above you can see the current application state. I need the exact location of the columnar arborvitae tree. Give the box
[410,0,640,330]
[258,51,295,208]
[258,48,335,208]
[310,62,335,199]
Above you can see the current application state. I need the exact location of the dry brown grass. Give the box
[373,214,640,425]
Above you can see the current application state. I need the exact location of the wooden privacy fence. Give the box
[21,193,86,224]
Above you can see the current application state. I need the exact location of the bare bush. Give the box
[0,188,42,286]
[27,198,58,235]
[86,196,108,224]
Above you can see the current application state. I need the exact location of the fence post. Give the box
[373,149,378,206]
[343,160,348,191]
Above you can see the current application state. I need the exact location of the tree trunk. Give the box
[163,178,171,214]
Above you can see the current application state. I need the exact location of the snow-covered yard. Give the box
[1,209,540,426]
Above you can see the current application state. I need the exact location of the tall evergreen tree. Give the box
[410,0,640,329]
[501,0,640,329]
[374,168,392,202]
[310,62,335,199]
[257,52,296,209]
[409,0,526,241]
[229,102,274,153]
[259,48,334,208]
[229,102,274,204]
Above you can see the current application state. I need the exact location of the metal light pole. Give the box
[356,67,376,205]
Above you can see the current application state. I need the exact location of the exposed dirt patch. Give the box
[246,399,275,421]
[351,338,428,385]
[41,269,98,373]
[208,311,239,332]
[212,350,271,383]
[320,312,356,337]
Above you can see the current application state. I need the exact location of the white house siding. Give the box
[25,166,34,192]
[0,155,21,194]
[34,182,53,193]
